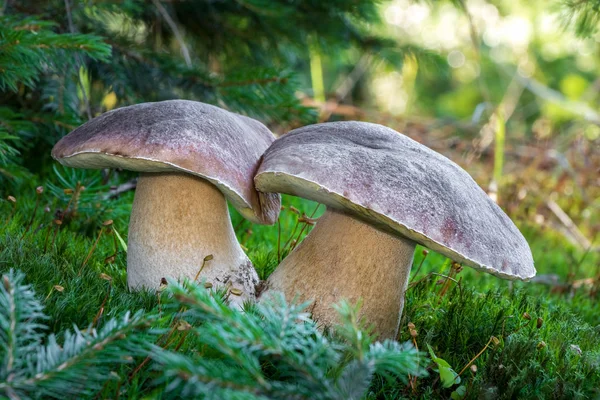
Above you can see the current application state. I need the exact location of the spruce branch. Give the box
[0,16,111,92]
[0,270,47,382]
[106,39,312,122]
[64,0,93,120]
[560,0,600,37]
[0,270,156,400]
[0,104,80,182]
[0,132,21,165]
[5,311,154,399]
[333,300,425,384]
[151,0,192,66]
[153,279,426,399]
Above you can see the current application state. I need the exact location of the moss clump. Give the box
[1,179,599,399]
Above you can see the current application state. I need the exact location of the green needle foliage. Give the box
[0,266,425,399]
[0,270,155,399]
[560,0,600,37]
[0,270,47,383]
[0,14,111,181]
[0,16,111,92]
[1,190,599,398]
[153,280,425,400]
[0,0,417,187]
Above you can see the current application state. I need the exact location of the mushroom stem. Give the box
[263,208,415,339]
[127,172,258,306]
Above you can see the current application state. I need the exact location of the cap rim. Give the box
[255,170,535,281]
[57,150,274,225]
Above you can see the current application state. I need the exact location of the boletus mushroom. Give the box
[255,121,535,338]
[52,100,280,305]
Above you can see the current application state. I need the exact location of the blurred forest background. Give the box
[1,0,597,252]
[1,0,599,398]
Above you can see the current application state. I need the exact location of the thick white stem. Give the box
[127,172,258,306]
[264,208,415,339]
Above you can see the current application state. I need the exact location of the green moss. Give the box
[1,182,599,399]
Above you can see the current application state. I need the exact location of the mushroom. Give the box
[255,121,535,338]
[52,100,280,305]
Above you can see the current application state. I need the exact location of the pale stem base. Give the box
[127,172,258,307]
[263,208,415,339]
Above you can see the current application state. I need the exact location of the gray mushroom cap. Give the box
[255,121,535,280]
[52,100,280,225]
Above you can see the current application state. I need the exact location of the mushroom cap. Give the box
[255,121,535,280]
[52,100,280,225]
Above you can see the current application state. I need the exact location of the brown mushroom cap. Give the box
[52,100,280,224]
[255,121,535,280]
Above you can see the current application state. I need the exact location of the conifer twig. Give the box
[64,0,92,121]
[151,0,192,67]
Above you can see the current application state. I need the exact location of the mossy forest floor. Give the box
[1,171,599,399]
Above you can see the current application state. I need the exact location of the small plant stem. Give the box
[511,319,532,335]
[22,191,42,238]
[194,256,213,282]
[408,335,420,392]
[129,308,185,382]
[438,262,461,299]
[240,229,252,248]
[280,205,306,252]
[288,203,321,252]
[33,222,45,235]
[458,336,495,376]
[43,225,52,252]
[277,218,282,262]
[110,226,119,258]
[194,259,208,281]
[293,215,320,245]
[92,279,112,327]
[407,272,433,289]
[409,271,463,299]
[5,197,16,225]
[129,356,152,382]
[100,225,119,263]
[281,218,301,253]
[61,185,77,219]
[50,225,59,249]
[408,374,415,392]
[233,218,246,232]
[164,332,184,349]
[48,184,79,251]
[438,263,454,298]
[79,227,104,275]
[434,272,463,299]
[114,379,122,400]
[50,220,63,250]
[465,375,475,398]
[173,331,189,352]
[409,251,429,282]
[157,290,162,317]
[94,379,111,400]
[44,287,55,302]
